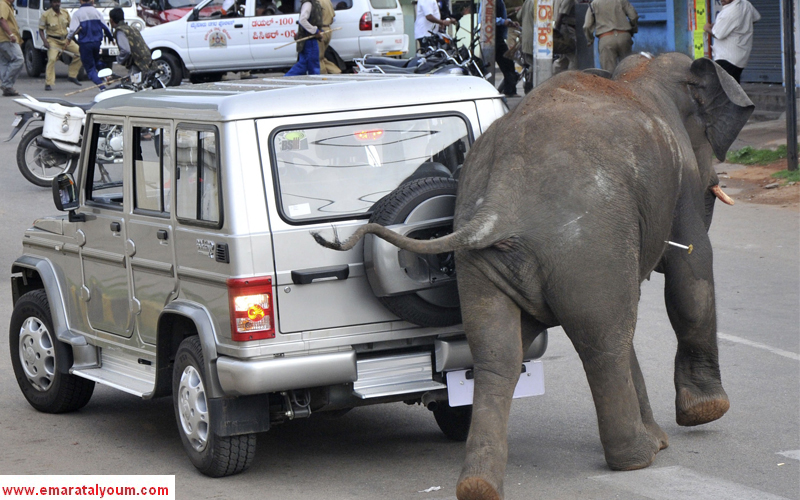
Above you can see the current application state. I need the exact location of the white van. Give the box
[143,0,408,85]
[15,0,146,78]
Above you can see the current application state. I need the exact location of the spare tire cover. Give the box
[366,177,461,327]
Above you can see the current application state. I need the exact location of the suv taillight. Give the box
[227,277,275,341]
[359,12,372,31]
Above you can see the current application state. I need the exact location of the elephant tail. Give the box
[311,213,500,255]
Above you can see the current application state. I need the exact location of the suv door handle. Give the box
[291,265,349,285]
[157,229,168,240]
[234,23,243,28]
[110,222,121,232]
[382,15,395,21]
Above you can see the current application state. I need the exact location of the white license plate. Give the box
[11,115,22,127]
[108,47,119,56]
[383,20,393,30]
[446,360,544,407]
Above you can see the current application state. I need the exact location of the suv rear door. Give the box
[257,102,481,334]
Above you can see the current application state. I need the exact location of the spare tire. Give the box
[367,177,461,327]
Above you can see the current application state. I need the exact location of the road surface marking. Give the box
[591,466,792,500]
[777,450,800,461]
[718,332,800,361]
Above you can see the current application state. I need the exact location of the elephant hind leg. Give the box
[630,346,669,450]
[455,262,524,500]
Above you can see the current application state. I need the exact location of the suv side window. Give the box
[86,120,125,208]
[272,115,471,223]
[176,126,221,226]
[133,126,172,214]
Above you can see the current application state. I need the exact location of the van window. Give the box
[86,121,125,208]
[368,0,395,8]
[133,126,172,214]
[273,115,470,223]
[176,127,221,225]
[332,0,350,9]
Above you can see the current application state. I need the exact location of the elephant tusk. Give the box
[711,185,735,205]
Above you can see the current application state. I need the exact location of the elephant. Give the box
[313,53,754,500]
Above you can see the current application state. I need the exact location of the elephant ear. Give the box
[689,58,755,161]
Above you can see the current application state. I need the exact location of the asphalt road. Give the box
[0,67,797,500]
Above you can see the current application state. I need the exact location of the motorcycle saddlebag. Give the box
[43,103,85,144]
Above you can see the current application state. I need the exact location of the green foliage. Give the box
[726,144,793,165]
[771,169,800,183]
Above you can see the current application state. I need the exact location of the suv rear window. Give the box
[272,115,470,223]
[368,0,396,8]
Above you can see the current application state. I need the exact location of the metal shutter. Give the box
[629,0,667,21]
[740,0,782,83]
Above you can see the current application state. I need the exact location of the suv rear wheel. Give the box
[173,336,256,477]
[433,402,472,441]
[368,176,461,327]
[24,40,44,77]
[9,289,95,413]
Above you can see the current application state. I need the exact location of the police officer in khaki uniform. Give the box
[0,0,23,96]
[39,0,83,91]
[318,0,339,74]
[584,0,638,73]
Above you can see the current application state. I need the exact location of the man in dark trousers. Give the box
[285,0,324,76]
[491,0,519,97]
[109,8,153,75]
[66,0,114,85]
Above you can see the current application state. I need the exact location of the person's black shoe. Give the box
[67,77,82,86]
[2,87,20,96]
[45,85,52,91]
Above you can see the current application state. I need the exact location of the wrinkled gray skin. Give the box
[314,53,754,500]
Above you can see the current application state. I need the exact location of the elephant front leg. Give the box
[455,266,524,500]
[663,233,729,426]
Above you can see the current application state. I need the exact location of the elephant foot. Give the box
[676,387,730,426]
[456,476,502,500]
[644,421,669,451]
[604,430,661,471]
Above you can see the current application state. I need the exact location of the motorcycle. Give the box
[6,54,165,187]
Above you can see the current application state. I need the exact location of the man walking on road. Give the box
[583,0,638,73]
[66,0,114,85]
[285,0,324,75]
[39,0,82,91]
[703,0,760,83]
[0,0,23,96]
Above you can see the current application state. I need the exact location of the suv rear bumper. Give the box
[216,350,358,396]
[215,331,547,397]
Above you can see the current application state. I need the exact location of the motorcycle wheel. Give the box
[16,126,78,188]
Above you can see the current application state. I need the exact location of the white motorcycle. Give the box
[6,53,164,187]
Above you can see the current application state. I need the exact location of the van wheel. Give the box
[24,40,44,77]
[173,336,256,477]
[433,402,472,441]
[156,53,183,86]
[368,176,462,327]
[9,290,95,413]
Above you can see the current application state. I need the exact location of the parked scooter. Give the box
[6,54,165,187]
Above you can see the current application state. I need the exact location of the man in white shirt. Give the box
[703,0,760,83]
[414,0,451,50]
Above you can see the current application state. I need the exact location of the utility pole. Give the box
[480,0,496,85]
[783,0,797,171]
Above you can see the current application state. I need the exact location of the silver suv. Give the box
[9,74,547,477]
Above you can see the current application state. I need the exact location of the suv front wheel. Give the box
[173,336,256,477]
[9,289,95,413]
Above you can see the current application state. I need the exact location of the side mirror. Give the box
[98,68,113,79]
[52,173,85,221]
[151,49,162,60]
